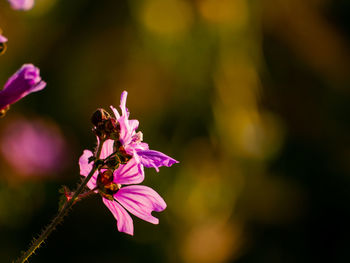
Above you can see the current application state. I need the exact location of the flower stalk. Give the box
[13,91,178,261]
[14,140,105,263]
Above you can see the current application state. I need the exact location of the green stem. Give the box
[14,140,105,263]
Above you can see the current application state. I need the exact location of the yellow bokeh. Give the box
[28,0,58,15]
[140,0,193,38]
[198,0,248,27]
[181,221,243,263]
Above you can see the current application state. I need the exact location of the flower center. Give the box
[97,169,120,200]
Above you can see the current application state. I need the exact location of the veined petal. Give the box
[132,149,145,177]
[115,185,167,225]
[137,149,179,172]
[103,198,134,235]
[78,150,98,189]
[113,157,144,185]
[125,142,149,153]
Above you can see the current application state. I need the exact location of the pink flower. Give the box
[79,140,166,235]
[110,91,179,172]
[0,64,46,112]
[0,34,7,44]
[0,117,68,176]
[8,0,34,10]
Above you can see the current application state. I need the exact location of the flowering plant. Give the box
[13,91,178,262]
[78,91,177,235]
[0,64,46,117]
[1,2,178,262]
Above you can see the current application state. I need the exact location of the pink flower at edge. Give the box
[8,0,34,11]
[110,91,179,172]
[0,34,7,44]
[0,64,46,111]
[79,140,166,235]
[0,117,69,176]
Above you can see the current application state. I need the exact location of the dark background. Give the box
[0,0,350,262]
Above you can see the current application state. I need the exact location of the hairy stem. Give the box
[14,140,105,263]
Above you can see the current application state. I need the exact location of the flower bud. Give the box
[97,169,119,200]
[97,169,113,187]
[0,64,46,111]
[114,142,132,164]
[105,156,120,169]
[91,108,110,127]
[91,108,121,140]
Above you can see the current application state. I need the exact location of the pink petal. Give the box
[115,185,167,225]
[132,149,145,176]
[103,198,134,235]
[130,149,146,178]
[29,80,46,92]
[110,105,120,119]
[120,91,129,117]
[113,157,144,185]
[0,64,46,110]
[125,142,149,153]
[0,34,8,43]
[78,150,97,190]
[118,115,132,145]
[79,150,93,177]
[8,0,34,11]
[131,131,143,144]
[118,117,140,146]
[128,119,139,132]
[115,91,142,146]
[100,139,114,159]
[137,149,179,172]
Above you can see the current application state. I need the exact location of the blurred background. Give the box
[0,0,350,262]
